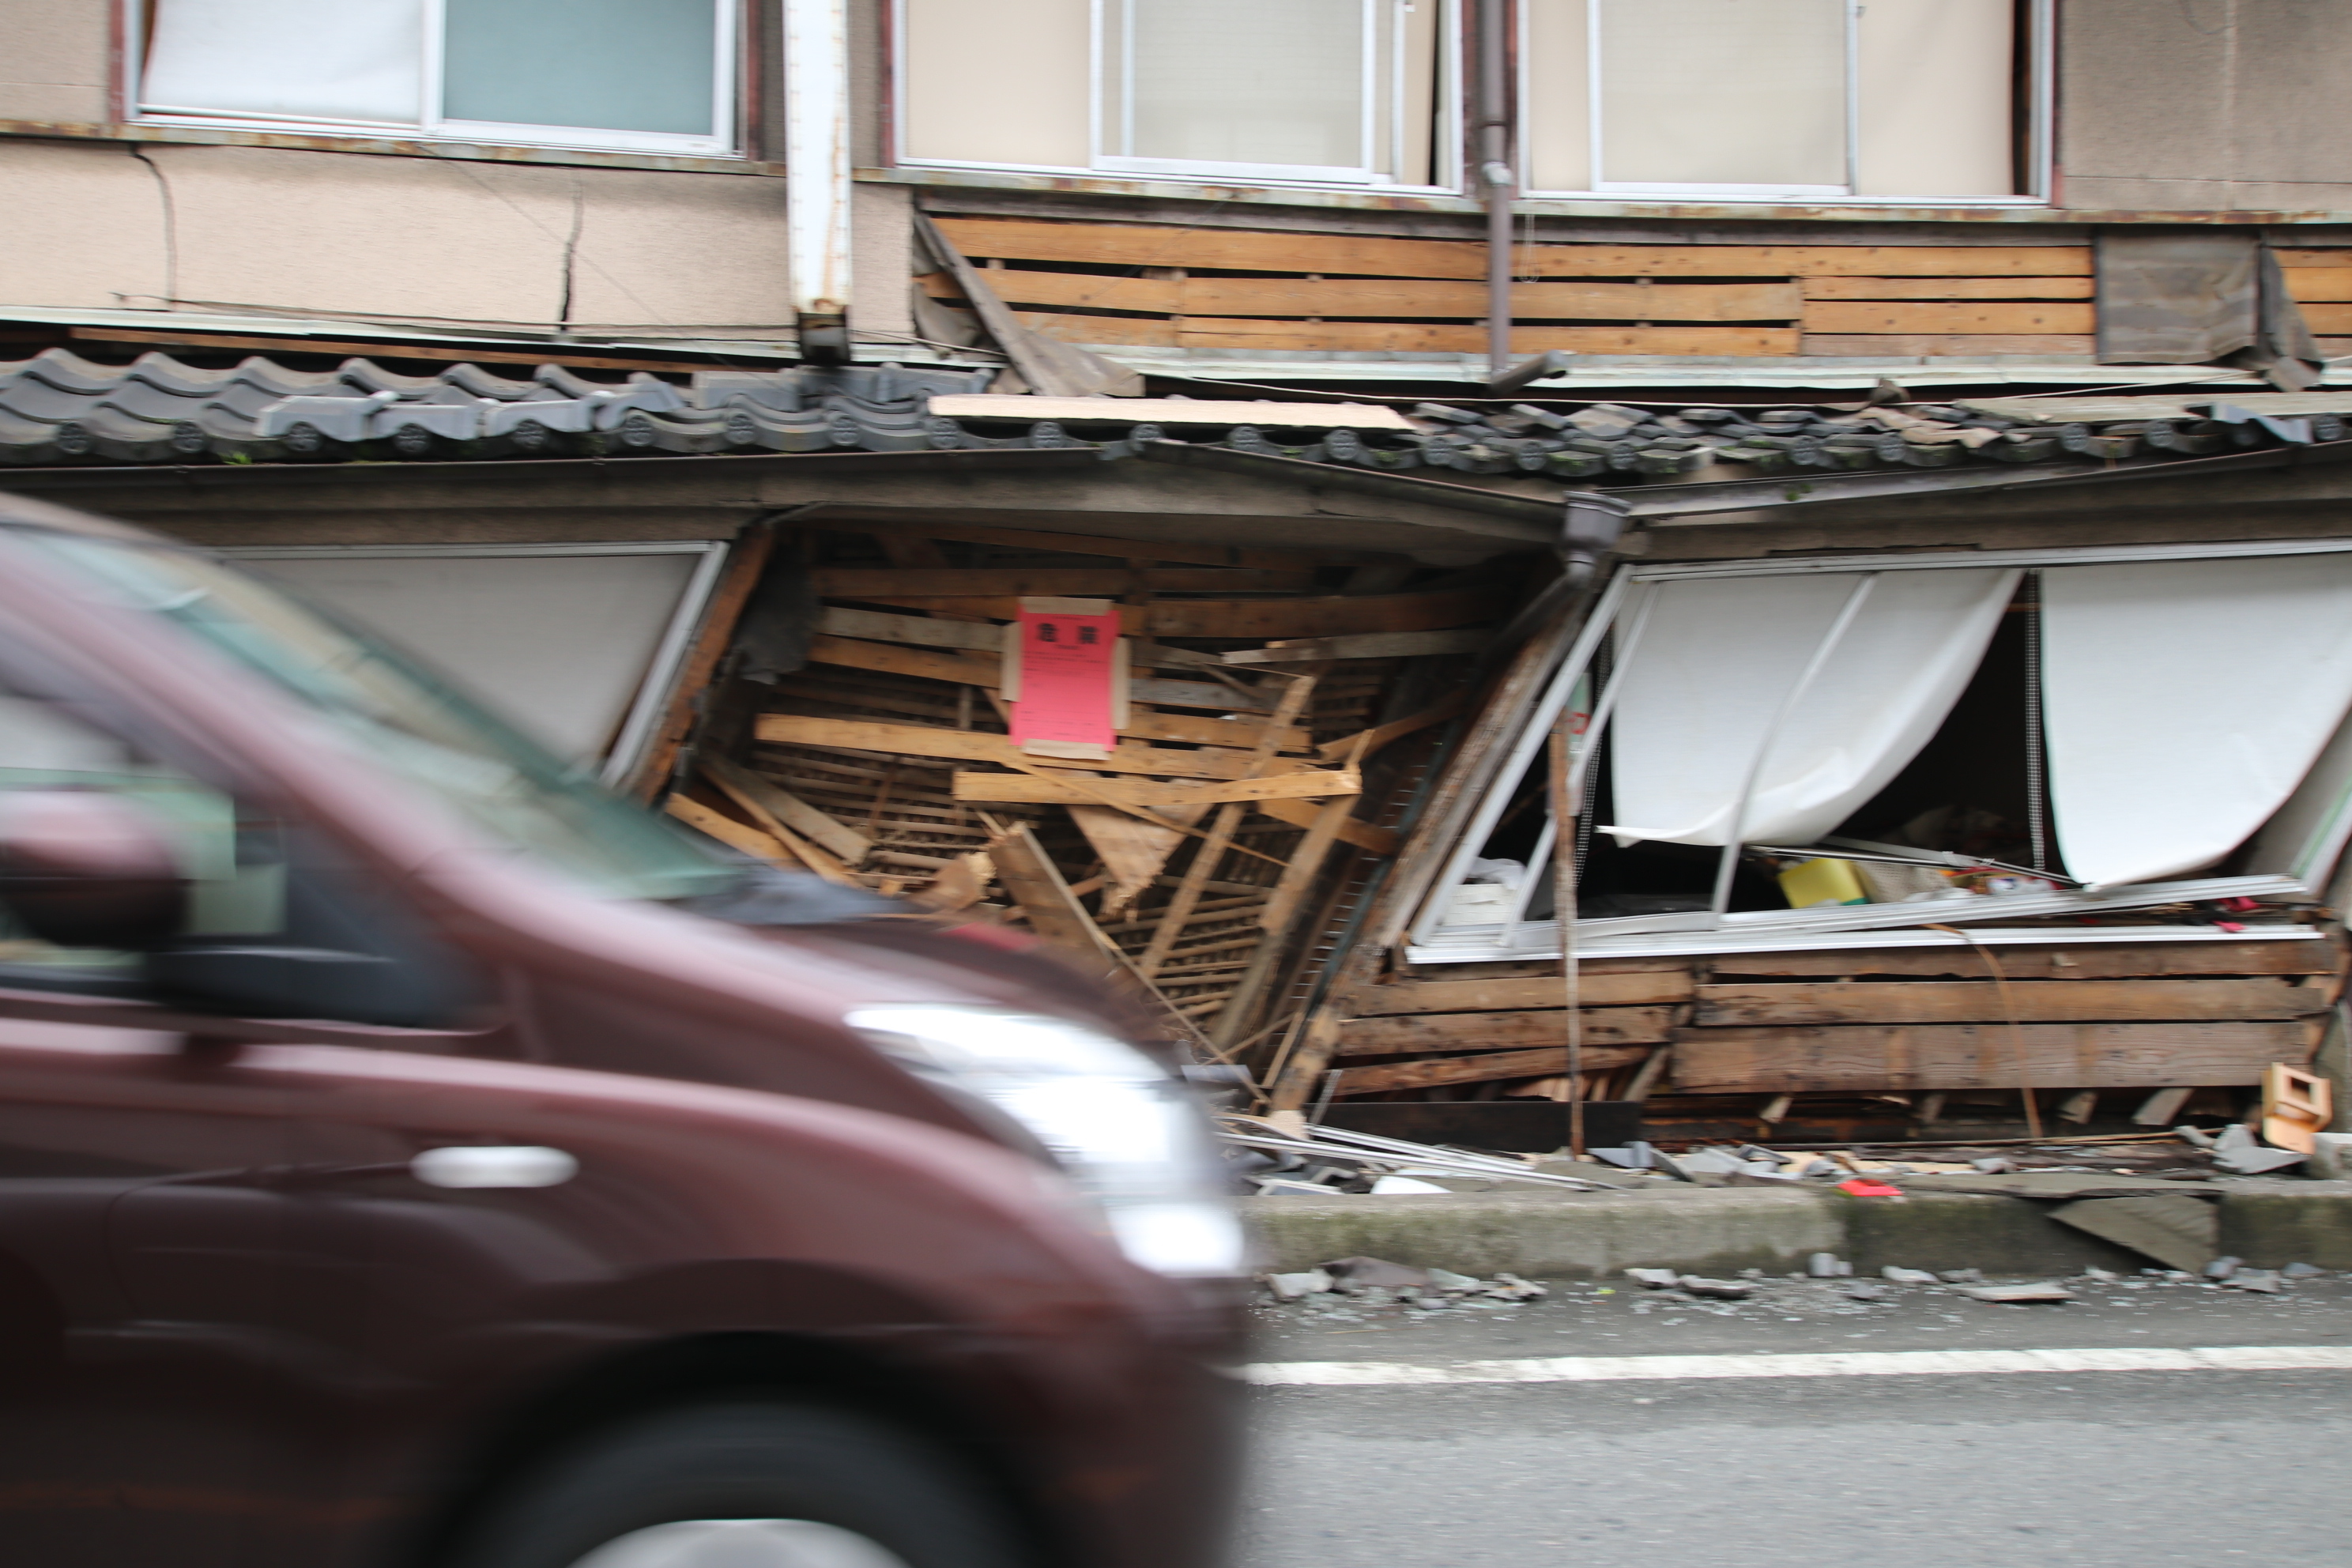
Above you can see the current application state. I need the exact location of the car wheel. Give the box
[451,1402,1026,1568]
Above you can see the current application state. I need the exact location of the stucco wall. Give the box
[2061,0,2352,212]
[0,137,805,331]
[0,0,110,123]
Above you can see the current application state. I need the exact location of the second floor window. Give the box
[899,0,1451,188]
[134,0,738,156]
[1523,0,2032,201]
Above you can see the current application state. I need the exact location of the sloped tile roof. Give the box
[2,349,2347,490]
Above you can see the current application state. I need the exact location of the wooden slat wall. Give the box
[2281,249,2352,357]
[929,217,2096,360]
[1323,938,2343,1126]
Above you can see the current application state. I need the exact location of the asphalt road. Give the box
[1239,1270,2352,1566]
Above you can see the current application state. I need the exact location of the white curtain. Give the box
[1604,567,2020,848]
[2041,555,2352,887]
[142,0,423,124]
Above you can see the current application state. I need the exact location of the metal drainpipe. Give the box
[1478,0,1515,379]
[783,0,852,364]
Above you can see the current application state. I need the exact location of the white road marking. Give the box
[1245,1345,2352,1386]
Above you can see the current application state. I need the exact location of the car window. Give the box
[6,529,732,905]
[0,677,482,1027]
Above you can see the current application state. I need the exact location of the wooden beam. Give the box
[1339,971,1696,1016]
[1803,276,2097,300]
[1252,797,1399,856]
[1140,675,1319,978]
[1797,333,2095,356]
[846,587,1513,641]
[702,756,872,865]
[989,823,1114,962]
[1674,1022,2309,1094]
[816,605,1001,653]
[627,525,776,801]
[975,269,1803,322]
[951,769,1359,808]
[1223,628,1489,665]
[664,794,793,869]
[1802,301,2097,334]
[1701,942,2335,980]
[812,567,1317,597]
[1332,1044,1650,1096]
[1691,978,2330,1027]
[936,218,2089,281]
[755,714,1320,780]
[806,634,1003,688]
[1315,691,1468,762]
[699,764,857,886]
[1334,1005,1681,1056]
[853,517,1378,573]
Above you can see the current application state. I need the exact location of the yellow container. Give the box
[1777,857,1868,909]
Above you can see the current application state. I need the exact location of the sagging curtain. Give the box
[1603,567,2021,848]
[2041,555,2352,888]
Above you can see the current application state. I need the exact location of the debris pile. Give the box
[1262,1254,1547,1310]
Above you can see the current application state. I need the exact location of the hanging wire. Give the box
[2022,571,2049,875]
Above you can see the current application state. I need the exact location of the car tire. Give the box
[450,1402,1027,1568]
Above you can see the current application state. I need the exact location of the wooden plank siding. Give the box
[1323,937,2345,1110]
[930,217,2096,360]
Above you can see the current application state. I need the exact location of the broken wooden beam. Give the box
[1331,1043,1650,1096]
[949,769,1359,808]
[1335,1005,1681,1056]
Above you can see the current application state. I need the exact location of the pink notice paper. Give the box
[1009,606,1121,750]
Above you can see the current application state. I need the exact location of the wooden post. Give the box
[1546,713,1585,1155]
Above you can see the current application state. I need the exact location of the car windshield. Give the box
[11,527,737,903]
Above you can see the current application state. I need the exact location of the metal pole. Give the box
[1478,0,1515,378]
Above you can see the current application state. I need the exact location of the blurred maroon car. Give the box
[0,492,1246,1568]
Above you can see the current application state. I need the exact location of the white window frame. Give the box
[1519,0,2052,206]
[891,0,1464,194]
[1408,535,2352,964]
[124,0,743,159]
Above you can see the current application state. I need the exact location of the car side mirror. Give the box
[0,790,188,948]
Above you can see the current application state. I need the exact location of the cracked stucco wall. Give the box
[0,0,916,339]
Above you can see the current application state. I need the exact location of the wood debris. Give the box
[673,519,1494,1069]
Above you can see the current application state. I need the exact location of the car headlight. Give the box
[846,1004,1244,1278]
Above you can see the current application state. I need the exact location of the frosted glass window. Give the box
[137,0,733,152]
[1525,0,2026,198]
[1597,0,1848,189]
[443,0,717,135]
[1121,0,1366,171]
[141,0,424,125]
[900,0,1442,186]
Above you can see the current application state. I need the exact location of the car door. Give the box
[0,670,491,1568]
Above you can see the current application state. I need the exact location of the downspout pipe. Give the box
[784,0,852,364]
[1478,0,1515,379]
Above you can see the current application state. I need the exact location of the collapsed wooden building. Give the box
[9,346,2352,1147]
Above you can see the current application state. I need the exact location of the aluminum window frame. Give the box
[124,0,744,159]
[891,0,1465,194]
[1521,0,2052,207]
[1408,535,2352,963]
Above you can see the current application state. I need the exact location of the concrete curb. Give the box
[1242,1179,2352,1278]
